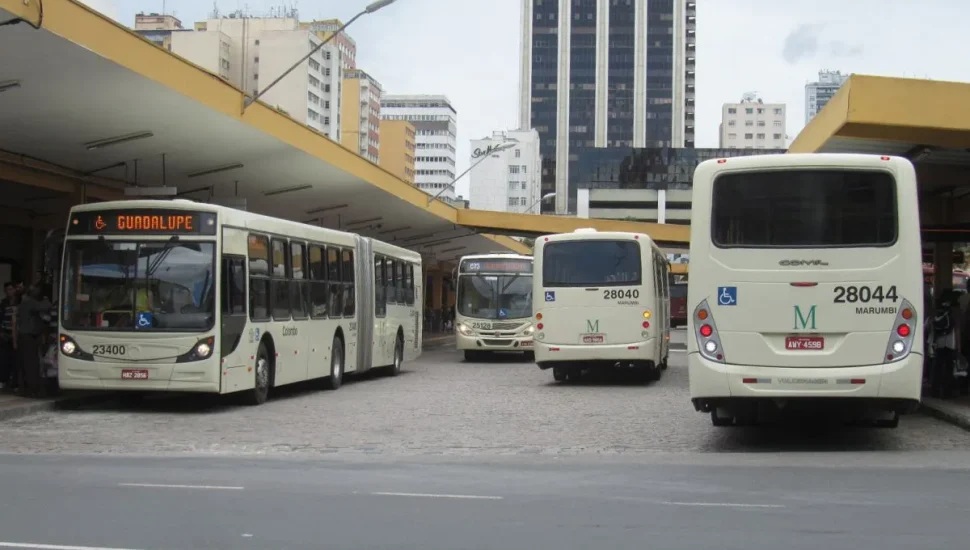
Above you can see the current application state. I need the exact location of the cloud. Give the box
[781,23,825,64]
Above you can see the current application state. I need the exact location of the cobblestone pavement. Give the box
[1,330,969,457]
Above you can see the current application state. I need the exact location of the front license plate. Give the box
[121,369,149,380]
[785,336,824,351]
[582,334,605,344]
[520,340,533,347]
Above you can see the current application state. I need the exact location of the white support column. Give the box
[554,0,571,214]
[657,188,667,224]
[594,0,609,147]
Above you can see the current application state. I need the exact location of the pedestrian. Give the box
[14,282,51,398]
[0,282,18,390]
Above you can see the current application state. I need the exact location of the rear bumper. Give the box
[535,338,658,366]
[456,332,533,351]
[58,356,221,393]
[688,352,922,407]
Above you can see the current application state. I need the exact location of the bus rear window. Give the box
[711,170,897,248]
[542,240,641,287]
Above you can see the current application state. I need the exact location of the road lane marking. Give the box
[0,542,146,550]
[662,501,784,508]
[371,491,503,500]
[118,483,244,490]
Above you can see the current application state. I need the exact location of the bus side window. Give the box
[388,260,399,304]
[342,249,355,317]
[405,263,414,306]
[290,241,308,320]
[375,255,386,318]
[221,256,246,316]
[308,245,328,319]
[394,260,404,304]
[270,238,290,321]
[327,247,342,318]
[247,234,270,321]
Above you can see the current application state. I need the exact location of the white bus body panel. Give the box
[687,154,923,405]
[533,231,669,366]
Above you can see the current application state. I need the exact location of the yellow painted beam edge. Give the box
[788,76,854,153]
[483,234,531,255]
[22,0,457,224]
[456,209,690,242]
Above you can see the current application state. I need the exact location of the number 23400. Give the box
[833,285,898,304]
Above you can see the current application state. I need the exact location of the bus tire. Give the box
[244,341,271,406]
[660,356,669,370]
[553,366,567,382]
[387,332,404,377]
[326,335,344,391]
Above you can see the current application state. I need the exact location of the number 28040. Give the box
[604,289,639,300]
[833,285,898,304]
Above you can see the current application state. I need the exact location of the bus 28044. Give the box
[687,153,923,428]
[532,229,671,383]
[58,199,423,405]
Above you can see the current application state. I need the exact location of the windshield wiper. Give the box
[147,236,180,277]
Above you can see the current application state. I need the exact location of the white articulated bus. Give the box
[532,229,671,382]
[688,153,923,428]
[58,200,423,405]
[454,253,534,361]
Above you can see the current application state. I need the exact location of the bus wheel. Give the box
[710,409,734,427]
[552,366,567,382]
[660,356,669,370]
[326,335,344,391]
[244,342,271,406]
[388,334,404,377]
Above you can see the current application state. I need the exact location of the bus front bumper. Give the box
[58,356,221,393]
[534,339,658,368]
[456,332,534,352]
[688,352,923,409]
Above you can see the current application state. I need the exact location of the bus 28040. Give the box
[58,200,423,405]
[687,154,923,428]
[532,229,671,383]
[453,254,535,362]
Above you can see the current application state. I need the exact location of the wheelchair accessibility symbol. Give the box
[135,311,154,329]
[717,286,737,306]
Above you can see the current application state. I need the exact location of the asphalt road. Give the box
[0,453,968,550]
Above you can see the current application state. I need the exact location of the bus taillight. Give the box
[699,324,712,337]
[692,299,725,363]
[897,324,911,337]
[884,298,917,363]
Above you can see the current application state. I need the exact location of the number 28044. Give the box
[604,289,639,300]
[833,285,898,304]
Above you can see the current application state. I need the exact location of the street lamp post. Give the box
[242,0,399,114]
[523,192,556,214]
[427,139,518,206]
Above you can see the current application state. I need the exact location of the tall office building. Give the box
[805,70,848,124]
[519,0,696,214]
[720,95,786,149]
[379,119,417,184]
[341,69,383,163]
[381,95,458,201]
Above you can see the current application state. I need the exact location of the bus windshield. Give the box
[61,240,216,331]
[711,170,897,248]
[457,273,532,320]
[542,240,641,287]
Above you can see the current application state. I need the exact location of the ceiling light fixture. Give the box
[305,204,349,214]
[439,246,465,253]
[378,226,412,235]
[84,131,155,151]
[263,184,313,197]
[345,216,382,227]
[187,163,245,179]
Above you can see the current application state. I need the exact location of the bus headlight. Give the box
[176,336,215,363]
[457,323,474,336]
[61,339,77,356]
[195,341,212,359]
[522,325,535,336]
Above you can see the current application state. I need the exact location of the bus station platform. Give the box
[0,0,687,285]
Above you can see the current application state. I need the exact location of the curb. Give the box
[920,399,970,433]
[0,392,116,422]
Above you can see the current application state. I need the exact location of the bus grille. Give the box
[482,339,514,346]
[490,322,524,331]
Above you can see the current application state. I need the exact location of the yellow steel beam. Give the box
[456,209,690,243]
[670,264,688,275]
[790,75,970,153]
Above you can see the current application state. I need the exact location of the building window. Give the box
[507,197,516,207]
[745,108,753,114]
[727,108,736,114]
[727,120,736,126]
[774,108,783,115]
[514,149,521,158]
[773,120,782,127]
[756,133,766,139]
[757,120,765,127]
[509,165,521,174]
[728,133,737,139]
[744,133,753,140]
[745,120,753,126]
[324,116,330,125]
[773,133,783,139]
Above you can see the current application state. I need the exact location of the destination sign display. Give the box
[68,209,217,236]
[460,259,533,274]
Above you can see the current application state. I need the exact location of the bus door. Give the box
[540,238,650,346]
[702,169,914,368]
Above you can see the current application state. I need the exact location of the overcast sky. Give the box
[82,0,970,197]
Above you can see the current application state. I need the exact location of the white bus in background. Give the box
[454,254,534,361]
[58,200,422,405]
[532,229,671,382]
[687,154,922,428]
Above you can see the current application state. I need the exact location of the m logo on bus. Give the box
[793,305,817,330]
[586,319,600,333]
